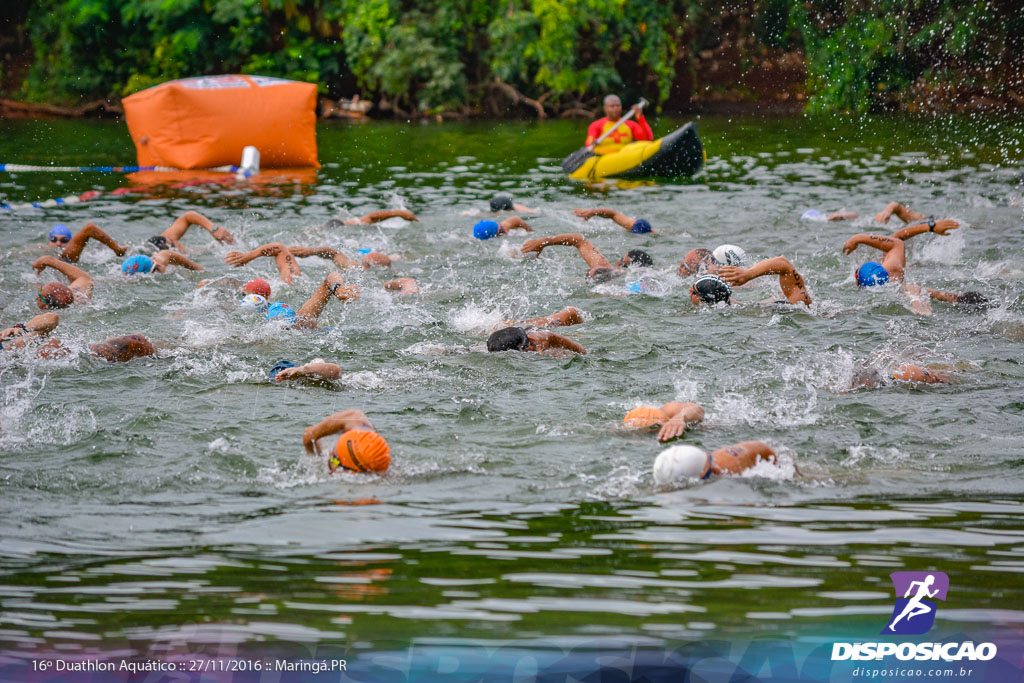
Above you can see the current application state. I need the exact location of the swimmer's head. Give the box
[121,254,154,275]
[588,267,619,283]
[711,244,746,266]
[37,282,74,310]
[330,430,391,474]
[630,218,653,234]
[856,261,889,287]
[240,294,268,313]
[243,278,271,298]
[690,274,732,305]
[145,235,170,252]
[653,445,711,485]
[265,302,296,324]
[487,326,530,352]
[48,224,72,245]
[268,359,296,381]
[623,406,668,429]
[489,194,514,212]
[850,366,883,389]
[954,291,990,312]
[679,248,711,276]
[473,220,500,240]
[619,249,653,268]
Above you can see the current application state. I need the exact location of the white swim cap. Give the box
[240,294,268,313]
[653,445,711,485]
[712,244,746,266]
[801,209,826,221]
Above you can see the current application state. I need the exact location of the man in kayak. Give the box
[520,233,652,282]
[586,95,653,155]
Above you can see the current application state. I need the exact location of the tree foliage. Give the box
[16,0,1021,113]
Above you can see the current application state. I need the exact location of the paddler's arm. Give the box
[585,118,605,146]
[657,402,704,443]
[303,409,375,455]
[629,106,654,141]
[344,209,419,225]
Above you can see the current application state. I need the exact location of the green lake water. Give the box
[1,115,1023,669]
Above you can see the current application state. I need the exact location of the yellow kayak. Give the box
[566,122,705,181]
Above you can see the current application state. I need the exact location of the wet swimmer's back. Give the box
[653,441,783,485]
[303,409,391,474]
[89,334,156,363]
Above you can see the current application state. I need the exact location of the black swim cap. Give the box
[490,195,514,212]
[954,291,990,312]
[487,326,529,352]
[692,274,732,304]
[625,249,653,267]
[146,235,170,251]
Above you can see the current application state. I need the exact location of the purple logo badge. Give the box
[882,571,949,635]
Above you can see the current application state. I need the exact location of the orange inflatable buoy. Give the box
[123,75,319,169]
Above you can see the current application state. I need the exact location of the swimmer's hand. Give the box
[841,236,862,255]
[326,272,360,301]
[718,265,753,286]
[573,208,598,221]
[224,251,247,267]
[275,367,306,382]
[520,238,545,256]
[657,416,690,443]
[874,202,900,223]
[930,219,959,236]
[392,209,418,222]
[211,227,235,244]
[31,255,53,273]
[302,426,320,455]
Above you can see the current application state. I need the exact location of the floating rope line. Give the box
[0,163,240,173]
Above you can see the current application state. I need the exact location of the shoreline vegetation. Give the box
[0,0,1020,120]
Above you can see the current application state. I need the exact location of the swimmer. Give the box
[520,233,652,282]
[121,251,204,275]
[270,360,342,382]
[146,210,235,252]
[623,402,704,442]
[848,364,950,390]
[573,207,656,234]
[271,271,358,330]
[653,441,779,485]
[196,277,271,298]
[42,222,128,262]
[486,326,586,356]
[677,244,746,276]
[384,278,419,294]
[719,256,812,306]
[0,313,60,353]
[472,217,532,240]
[31,256,93,308]
[488,194,535,213]
[326,209,419,227]
[284,244,397,270]
[88,334,156,363]
[507,306,584,329]
[224,243,302,284]
[678,248,712,276]
[689,273,734,306]
[303,409,391,473]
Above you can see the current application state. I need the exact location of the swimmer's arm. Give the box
[827,211,858,221]
[276,362,342,382]
[303,409,373,454]
[498,216,532,234]
[892,219,959,240]
[875,202,926,224]
[345,209,419,224]
[533,331,586,355]
[923,287,959,304]
[153,250,203,272]
[2,313,59,339]
[163,210,234,244]
[287,245,339,260]
[513,203,535,212]
[657,402,704,442]
[573,207,633,230]
[384,278,419,294]
[892,364,949,384]
[709,441,776,475]
[295,272,358,329]
[331,251,363,270]
[32,256,93,293]
[360,252,392,269]
[515,306,583,328]
[842,234,899,254]
[226,243,301,284]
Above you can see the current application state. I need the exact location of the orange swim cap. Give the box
[623,406,669,429]
[331,430,390,473]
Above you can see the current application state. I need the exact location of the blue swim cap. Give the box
[269,359,297,381]
[355,248,372,255]
[49,224,72,240]
[121,254,153,275]
[473,220,500,240]
[857,262,890,287]
[630,218,653,234]
[265,302,296,323]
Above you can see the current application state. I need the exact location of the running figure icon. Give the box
[887,574,938,632]
[882,571,949,635]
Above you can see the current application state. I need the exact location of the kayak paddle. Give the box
[561,98,648,173]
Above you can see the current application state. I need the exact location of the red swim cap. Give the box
[331,430,391,473]
[244,278,271,298]
[39,283,74,309]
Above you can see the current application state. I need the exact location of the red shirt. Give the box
[585,115,654,150]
